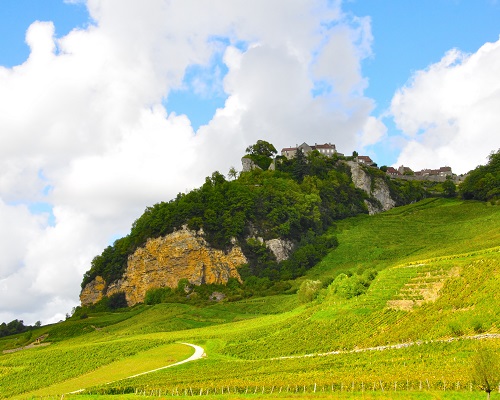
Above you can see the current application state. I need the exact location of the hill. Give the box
[1,197,499,399]
[79,143,435,310]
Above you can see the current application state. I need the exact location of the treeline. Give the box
[460,149,500,201]
[0,319,40,338]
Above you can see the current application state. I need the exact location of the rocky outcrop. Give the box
[80,226,247,307]
[347,161,396,215]
[80,276,106,306]
[241,156,261,172]
[265,238,294,262]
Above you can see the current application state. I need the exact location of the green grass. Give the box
[19,342,193,398]
[1,199,499,399]
[308,198,500,281]
[62,393,500,400]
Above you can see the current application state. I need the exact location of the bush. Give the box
[448,322,463,336]
[471,319,485,334]
[329,269,378,299]
[297,279,322,303]
[144,287,175,305]
[329,274,365,298]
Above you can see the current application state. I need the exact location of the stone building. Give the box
[281,142,337,159]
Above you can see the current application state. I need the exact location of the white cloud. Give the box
[358,116,387,148]
[390,39,500,173]
[0,200,46,279]
[0,0,375,325]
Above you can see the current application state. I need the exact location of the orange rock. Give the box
[80,226,247,306]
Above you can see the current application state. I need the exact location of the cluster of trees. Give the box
[328,268,378,299]
[296,268,378,305]
[460,149,500,201]
[0,319,41,338]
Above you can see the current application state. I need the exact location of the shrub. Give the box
[144,287,175,305]
[472,319,486,334]
[297,279,322,303]
[448,322,463,336]
[328,269,378,299]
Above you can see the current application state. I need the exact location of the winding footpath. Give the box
[68,342,205,394]
[272,333,500,361]
[125,343,205,380]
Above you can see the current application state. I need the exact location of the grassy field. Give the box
[1,198,499,399]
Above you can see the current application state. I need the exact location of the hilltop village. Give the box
[277,142,457,183]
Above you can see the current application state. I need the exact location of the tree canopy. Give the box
[245,140,277,158]
[460,149,500,201]
[244,140,277,170]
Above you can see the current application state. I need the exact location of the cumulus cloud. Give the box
[0,0,375,324]
[390,39,500,174]
[358,116,387,148]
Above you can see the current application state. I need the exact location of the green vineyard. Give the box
[1,198,499,399]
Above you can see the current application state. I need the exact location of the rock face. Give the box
[80,276,106,305]
[347,161,396,214]
[266,238,294,262]
[241,156,261,172]
[80,226,247,307]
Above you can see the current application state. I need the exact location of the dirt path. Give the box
[68,342,205,394]
[272,333,500,361]
[125,342,205,379]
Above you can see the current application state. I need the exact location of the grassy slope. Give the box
[2,199,500,398]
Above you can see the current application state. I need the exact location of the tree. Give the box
[245,140,277,158]
[442,177,456,198]
[293,148,308,182]
[460,149,500,201]
[297,279,322,303]
[472,344,500,400]
[245,140,277,170]
[228,166,238,180]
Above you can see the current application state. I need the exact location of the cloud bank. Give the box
[390,39,500,174]
[0,0,375,324]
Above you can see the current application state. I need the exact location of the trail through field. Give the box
[124,342,205,379]
[272,333,500,361]
[68,342,204,394]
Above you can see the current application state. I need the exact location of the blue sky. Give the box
[0,0,499,324]
[347,0,500,111]
[1,1,499,163]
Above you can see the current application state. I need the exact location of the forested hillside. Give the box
[80,142,450,299]
[460,149,500,201]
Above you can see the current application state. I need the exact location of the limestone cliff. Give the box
[80,226,247,307]
[347,161,396,214]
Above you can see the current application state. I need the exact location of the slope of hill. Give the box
[1,198,499,399]
[79,141,442,311]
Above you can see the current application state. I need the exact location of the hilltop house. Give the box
[356,155,376,167]
[281,142,338,159]
[386,167,399,176]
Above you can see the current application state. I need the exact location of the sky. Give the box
[1,0,499,325]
